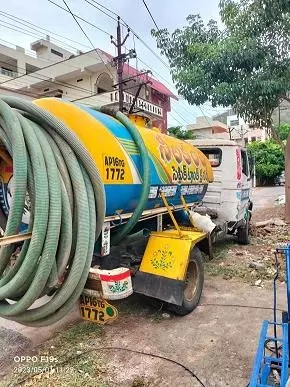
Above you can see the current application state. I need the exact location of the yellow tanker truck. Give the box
[0,96,214,326]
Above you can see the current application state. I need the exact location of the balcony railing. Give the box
[79,90,164,118]
[0,68,18,78]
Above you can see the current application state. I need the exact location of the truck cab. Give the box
[187,139,252,244]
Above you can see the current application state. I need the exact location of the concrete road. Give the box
[252,185,284,209]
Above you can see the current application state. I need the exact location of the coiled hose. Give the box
[96,106,150,245]
[0,97,150,326]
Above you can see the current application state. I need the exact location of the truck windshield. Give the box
[199,148,222,167]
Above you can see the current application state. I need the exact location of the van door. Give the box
[239,148,251,215]
[197,147,223,210]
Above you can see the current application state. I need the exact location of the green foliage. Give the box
[152,0,290,128]
[247,140,284,184]
[167,125,195,140]
[275,122,290,141]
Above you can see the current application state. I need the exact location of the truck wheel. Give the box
[167,246,204,316]
[237,218,249,245]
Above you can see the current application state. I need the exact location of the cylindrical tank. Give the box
[0,98,213,218]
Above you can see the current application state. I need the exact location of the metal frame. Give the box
[105,201,197,225]
[249,321,288,387]
[249,244,290,386]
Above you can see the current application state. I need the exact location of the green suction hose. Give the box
[0,96,105,326]
[0,97,150,326]
[94,106,150,246]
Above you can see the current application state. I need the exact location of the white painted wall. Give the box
[31,39,73,61]
[0,44,45,74]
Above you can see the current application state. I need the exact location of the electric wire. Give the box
[61,0,114,79]
[167,113,186,127]
[47,0,112,37]
[84,0,122,24]
[0,18,78,53]
[46,0,173,97]
[2,1,194,124]
[0,57,159,109]
[142,0,160,31]
[82,0,203,123]
[47,0,212,125]
[47,0,191,125]
[0,49,106,87]
[15,346,206,387]
[85,0,120,19]
[138,1,212,125]
[87,0,171,71]
[0,59,115,103]
[0,10,91,51]
[0,22,44,42]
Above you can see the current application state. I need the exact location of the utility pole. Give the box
[111,18,151,115]
[111,17,131,112]
[253,155,256,188]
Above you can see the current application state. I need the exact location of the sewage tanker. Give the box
[0,97,213,326]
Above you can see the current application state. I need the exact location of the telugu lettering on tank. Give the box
[155,134,209,184]
[171,165,208,183]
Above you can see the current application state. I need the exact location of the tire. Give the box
[167,246,204,316]
[237,217,249,245]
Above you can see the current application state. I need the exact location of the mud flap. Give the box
[133,271,184,305]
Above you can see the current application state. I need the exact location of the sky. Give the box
[0,0,226,127]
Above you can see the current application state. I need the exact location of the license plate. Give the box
[79,295,118,324]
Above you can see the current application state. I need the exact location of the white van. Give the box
[187,139,252,244]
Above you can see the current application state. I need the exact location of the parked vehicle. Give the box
[0,97,215,323]
[0,97,254,326]
[274,171,285,186]
[187,139,253,244]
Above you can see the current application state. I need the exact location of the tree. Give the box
[167,126,195,140]
[152,0,290,131]
[247,140,284,185]
[276,123,290,141]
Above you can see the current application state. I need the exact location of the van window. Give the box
[199,148,222,167]
[241,150,249,176]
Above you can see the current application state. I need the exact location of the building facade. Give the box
[227,114,267,145]
[186,116,228,139]
[0,38,176,133]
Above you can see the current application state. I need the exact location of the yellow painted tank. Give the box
[0,98,213,217]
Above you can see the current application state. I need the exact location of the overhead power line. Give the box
[0,21,42,42]
[86,0,120,18]
[47,0,191,124]
[84,0,122,24]
[81,0,193,122]
[0,18,77,53]
[0,10,91,51]
[82,0,171,71]
[61,0,114,76]
[167,112,186,127]
[0,18,112,74]
[0,57,151,106]
[47,0,112,37]
[142,0,159,31]
[0,59,118,105]
[1,0,192,124]
[48,0,197,124]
